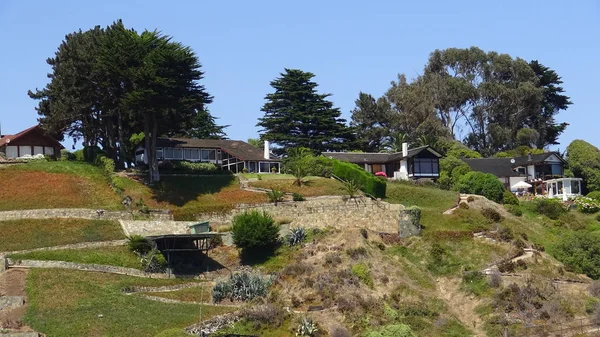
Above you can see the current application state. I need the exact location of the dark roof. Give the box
[324,145,441,164]
[463,158,528,178]
[156,138,279,162]
[512,152,566,166]
[0,125,64,149]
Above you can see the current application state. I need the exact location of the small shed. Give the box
[147,233,222,276]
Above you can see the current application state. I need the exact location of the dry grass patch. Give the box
[9,246,140,269]
[249,177,345,197]
[0,219,125,252]
[141,285,213,303]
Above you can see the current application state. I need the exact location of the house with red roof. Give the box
[0,125,64,159]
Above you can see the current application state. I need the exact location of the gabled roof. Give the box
[155,138,279,162]
[0,125,64,149]
[463,158,528,178]
[512,152,566,166]
[324,145,441,164]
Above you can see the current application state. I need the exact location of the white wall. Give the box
[6,146,18,159]
[527,165,535,179]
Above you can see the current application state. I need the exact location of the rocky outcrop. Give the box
[398,206,422,238]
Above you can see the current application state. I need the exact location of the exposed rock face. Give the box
[398,206,421,238]
[185,312,241,336]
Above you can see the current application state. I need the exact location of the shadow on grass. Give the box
[161,250,228,277]
[238,244,279,266]
[150,174,235,207]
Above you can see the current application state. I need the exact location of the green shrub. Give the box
[575,196,600,214]
[331,160,386,198]
[588,191,600,201]
[505,204,523,217]
[461,270,489,296]
[502,190,519,205]
[534,198,566,220]
[363,324,415,337]
[292,192,305,201]
[212,272,273,303]
[73,149,85,161]
[351,262,373,288]
[296,317,319,337]
[567,140,600,192]
[171,161,219,173]
[456,171,505,203]
[59,149,76,161]
[140,248,167,273]
[552,231,600,279]
[481,207,503,223]
[127,235,153,255]
[232,211,279,251]
[95,155,115,178]
[439,156,471,190]
[267,189,285,204]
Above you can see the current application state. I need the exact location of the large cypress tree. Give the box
[257,69,354,155]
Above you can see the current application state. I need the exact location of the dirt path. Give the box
[0,268,34,332]
[437,277,486,337]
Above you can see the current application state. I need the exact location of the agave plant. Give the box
[341,179,362,199]
[288,227,307,246]
[296,317,319,336]
[267,188,285,205]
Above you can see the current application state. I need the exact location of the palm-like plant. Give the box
[383,132,408,153]
[341,179,362,199]
[267,188,285,205]
[285,147,313,186]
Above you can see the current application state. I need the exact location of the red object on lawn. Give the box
[375,171,387,177]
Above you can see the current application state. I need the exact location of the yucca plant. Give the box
[296,317,319,336]
[341,179,362,199]
[267,188,285,205]
[288,227,307,246]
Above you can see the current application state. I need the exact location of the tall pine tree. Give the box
[257,69,354,155]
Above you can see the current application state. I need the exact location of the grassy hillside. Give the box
[247,176,346,197]
[0,161,123,210]
[9,246,140,269]
[0,219,124,252]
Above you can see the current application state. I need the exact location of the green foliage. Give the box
[232,211,280,251]
[351,92,392,152]
[331,159,386,198]
[284,147,314,186]
[257,68,354,155]
[456,171,505,203]
[363,324,415,337]
[495,146,546,158]
[212,272,273,303]
[461,271,489,296]
[341,179,363,198]
[534,198,566,219]
[567,140,600,192]
[59,149,76,161]
[140,249,167,273]
[351,262,374,288]
[552,231,600,279]
[287,227,307,246]
[575,196,600,214]
[292,192,305,201]
[296,317,319,337]
[505,204,523,217]
[588,191,600,201]
[127,235,153,255]
[73,149,85,162]
[438,156,471,190]
[266,188,285,204]
[168,161,220,174]
[502,190,519,205]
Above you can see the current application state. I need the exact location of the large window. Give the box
[201,149,216,161]
[412,158,439,176]
[550,164,562,176]
[164,147,174,159]
[173,148,183,160]
[259,162,270,173]
[156,148,163,159]
[572,180,580,194]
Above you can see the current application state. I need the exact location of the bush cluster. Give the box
[574,196,600,214]
[292,192,305,201]
[481,207,503,223]
[553,231,600,279]
[331,160,386,198]
[502,190,519,205]
[212,272,273,303]
[351,262,373,288]
[534,198,567,220]
[505,204,523,217]
[588,191,600,201]
[456,171,505,203]
[232,210,280,252]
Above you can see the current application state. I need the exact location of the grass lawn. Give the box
[9,246,141,269]
[142,285,212,303]
[240,173,295,180]
[0,161,122,210]
[24,269,235,337]
[0,219,125,252]
[248,177,346,197]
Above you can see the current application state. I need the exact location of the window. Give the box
[552,183,557,195]
[19,146,32,156]
[44,147,54,156]
[156,148,163,159]
[269,162,280,173]
[190,149,199,160]
[551,164,562,176]
[184,149,193,160]
[173,148,183,160]
[572,181,580,194]
[558,181,563,194]
[34,146,44,155]
[413,158,439,175]
[516,167,526,174]
[164,147,174,159]
[259,162,270,173]
[248,162,257,173]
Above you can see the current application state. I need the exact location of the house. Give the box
[324,143,442,180]
[0,125,63,159]
[464,152,582,199]
[135,138,281,173]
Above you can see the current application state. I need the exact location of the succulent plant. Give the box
[296,317,319,336]
[288,227,307,246]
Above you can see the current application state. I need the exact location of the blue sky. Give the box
[0,0,598,151]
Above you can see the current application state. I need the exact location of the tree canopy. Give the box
[350,47,571,156]
[566,140,600,192]
[28,20,225,181]
[257,69,354,155]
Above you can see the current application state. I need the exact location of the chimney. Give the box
[402,142,408,157]
[264,140,270,160]
[528,154,532,161]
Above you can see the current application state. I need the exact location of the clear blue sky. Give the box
[1,0,598,152]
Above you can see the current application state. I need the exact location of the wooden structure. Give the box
[147,233,221,277]
[0,125,63,159]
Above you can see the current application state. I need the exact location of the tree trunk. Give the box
[117,111,126,169]
[144,114,153,182]
[150,115,160,182]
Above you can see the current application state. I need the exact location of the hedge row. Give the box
[331,160,386,199]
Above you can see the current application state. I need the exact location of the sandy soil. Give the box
[0,268,34,332]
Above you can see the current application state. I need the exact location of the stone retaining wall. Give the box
[3,239,127,255]
[122,282,208,293]
[0,296,24,310]
[1,332,40,337]
[204,196,404,233]
[0,208,172,221]
[6,259,169,279]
